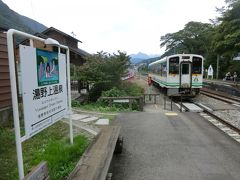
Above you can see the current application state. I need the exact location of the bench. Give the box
[68,125,122,180]
[24,161,49,180]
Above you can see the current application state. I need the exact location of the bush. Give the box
[120,82,144,96]
[101,87,127,97]
[72,82,144,112]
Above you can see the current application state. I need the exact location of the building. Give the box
[0,27,90,125]
[37,27,90,66]
[0,27,12,125]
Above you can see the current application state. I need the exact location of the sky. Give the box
[2,0,226,55]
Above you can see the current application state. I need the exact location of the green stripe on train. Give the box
[154,80,202,87]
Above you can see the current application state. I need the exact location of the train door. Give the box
[180,62,192,88]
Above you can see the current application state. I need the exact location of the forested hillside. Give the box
[0,0,47,33]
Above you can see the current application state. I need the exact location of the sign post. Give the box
[207,65,214,79]
[7,29,73,179]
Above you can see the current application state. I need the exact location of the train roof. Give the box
[149,54,203,67]
[168,54,203,59]
[148,57,167,66]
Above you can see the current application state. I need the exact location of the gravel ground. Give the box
[213,110,240,129]
[194,94,240,129]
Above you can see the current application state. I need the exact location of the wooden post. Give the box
[139,97,143,111]
[216,54,219,79]
[129,99,132,110]
[164,95,166,110]
[180,94,182,112]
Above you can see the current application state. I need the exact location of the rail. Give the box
[197,104,240,134]
[200,88,240,104]
[164,91,188,112]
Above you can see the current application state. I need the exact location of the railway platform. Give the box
[203,78,240,96]
[204,78,239,87]
[110,107,240,180]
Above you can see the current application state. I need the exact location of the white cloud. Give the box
[2,0,225,55]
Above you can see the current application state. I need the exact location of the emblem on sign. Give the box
[194,77,198,82]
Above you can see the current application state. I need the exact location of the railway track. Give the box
[199,110,240,143]
[139,74,240,141]
[200,88,240,105]
[178,101,240,142]
[174,98,240,143]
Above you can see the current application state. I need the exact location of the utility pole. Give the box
[216,54,220,79]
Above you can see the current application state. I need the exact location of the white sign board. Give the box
[113,99,130,103]
[233,56,240,61]
[20,45,68,139]
[208,65,213,76]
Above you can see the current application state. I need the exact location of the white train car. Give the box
[148,54,203,96]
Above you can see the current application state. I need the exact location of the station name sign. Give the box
[20,45,68,139]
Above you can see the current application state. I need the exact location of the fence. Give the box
[99,96,144,111]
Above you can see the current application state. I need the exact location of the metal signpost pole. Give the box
[65,47,73,144]
[7,29,25,180]
[7,29,73,179]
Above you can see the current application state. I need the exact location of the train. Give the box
[148,54,204,97]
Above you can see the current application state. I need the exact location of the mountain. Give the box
[130,52,160,64]
[0,0,47,34]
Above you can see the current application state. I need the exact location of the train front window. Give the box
[192,57,202,74]
[169,57,179,74]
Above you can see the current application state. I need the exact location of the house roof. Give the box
[41,27,82,43]
[34,32,90,57]
[70,47,91,57]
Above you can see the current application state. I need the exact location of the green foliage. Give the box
[160,21,214,57]
[137,63,149,75]
[72,100,130,112]
[0,121,89,180]
[74,51,131,101]
[120,82,144,96]
[37,135,89,180]
[160,0,240,78]
[72,82,144,112]
[101,87,127,97]
[212,0,240,55]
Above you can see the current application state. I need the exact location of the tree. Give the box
[75,51,130,101]
[212,0,240,56]
[160,21,214,57]
[211,0,240,77]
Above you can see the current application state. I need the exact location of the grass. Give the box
[72,101,133,113]
[0,121,90,180]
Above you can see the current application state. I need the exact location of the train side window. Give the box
[162,62,167,76]
[192,57,202,74]
[169,57,179,74]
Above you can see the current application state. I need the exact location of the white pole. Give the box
[6,29,72,179]
[65,47,73,144]
[7,30,24,179]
